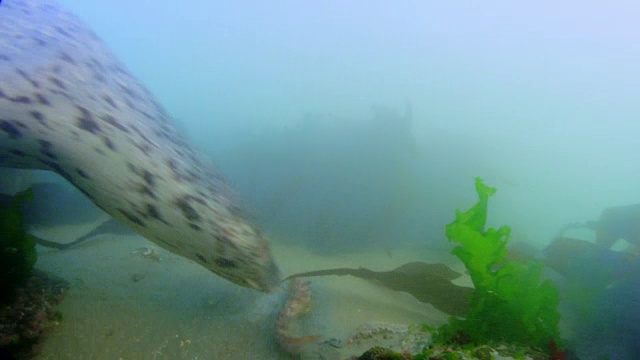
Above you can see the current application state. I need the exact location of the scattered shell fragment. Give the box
[132,247,162,262]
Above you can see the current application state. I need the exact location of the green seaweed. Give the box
[0,188,37,303]
[434,178,561,352]
[357,346,413,360]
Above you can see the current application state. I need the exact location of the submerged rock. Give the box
[0,270,69,359]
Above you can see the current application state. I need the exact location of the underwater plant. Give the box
[434,178,561,352]
[0,188,37,303]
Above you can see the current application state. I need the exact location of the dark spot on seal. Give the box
[167,159,178,177]
[139,110,154,121]
[89,57,103,70]
[59,51,75,64]
[127,162,138,173]
[102,115,128,132]
[134,207,148,220]
[17,69,39,88]
[137,184,156,199]
[0,120,22,139]
[0,55,9,61]
[182,195,208,210]
[142,170,155,187]
[130,125,151,144]
[54,26,71,38]
[30,111,43,120]
[34,37,47,47]
[76,106,101,133]
[95,72,106,82]
[176,197,201,222]
[185,170,200,182]
[146,204,166,223]
[76,168,91,179]
[29,110,46,125]
[196,254,208,263]
[215,258,237,268]
[117,208,146,227]
[10,95,31,104]
[119,84,139,100]
[102,95,118,109]
[36,93,51,106]
[38,140,56,159]
[49,76,66,90]
[9,149,26,157]
[102,136,116,151]
[135,142,152,156]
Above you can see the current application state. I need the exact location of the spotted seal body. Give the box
[0,0,280,291]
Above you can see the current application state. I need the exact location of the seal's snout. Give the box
[250,232,282,293]
[245,255,281,293]
[262,258,282,293]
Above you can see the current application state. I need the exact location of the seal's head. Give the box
[121,187,282,293]
[192,219,281,292]
[0,0,281,293]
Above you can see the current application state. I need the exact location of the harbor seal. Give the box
[0,0,280,292]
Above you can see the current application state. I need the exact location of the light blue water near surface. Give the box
[56,0,640,249]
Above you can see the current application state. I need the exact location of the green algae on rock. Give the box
[434,178,562,352]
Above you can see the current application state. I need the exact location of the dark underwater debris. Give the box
[535,200,640,359]
[559,203,640,250]
[543,236,638,288]
[0,269,69,359]
[285,261,473,316]
[0,188,36,303]
[0,188,68,358]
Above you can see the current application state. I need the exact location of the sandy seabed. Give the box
[30,219,460,360]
